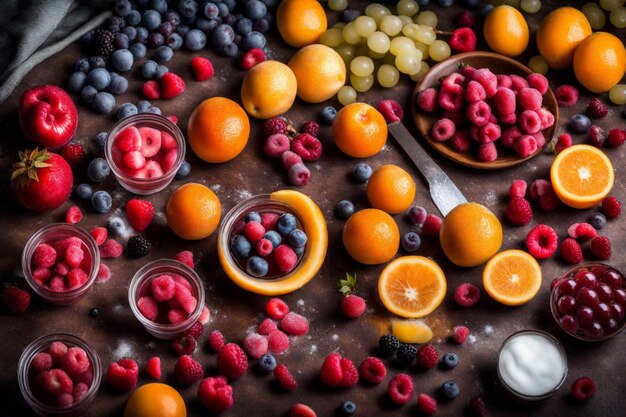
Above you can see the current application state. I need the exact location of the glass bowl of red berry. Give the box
[18,332,101,417]
[105,113,185,195]
[550,263,626,341]
[22,224,100,306]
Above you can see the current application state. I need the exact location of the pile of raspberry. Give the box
[136,273,199,324]
[416,67,554,161]
[30,238,93,292]
[262,118,323,186]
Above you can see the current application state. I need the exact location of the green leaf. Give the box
[339,286,351,294]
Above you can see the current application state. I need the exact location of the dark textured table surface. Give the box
[1,1,625,416]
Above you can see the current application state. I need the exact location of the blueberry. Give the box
[147,32,165,48]
[440,353,459,369]
[417,0,430,5]
[135,26,149,43]
[87,68,111,90]
[211,24,235,47]
[175,161,191,179]
[113,33,129,49]
[408,206,428,225]
[479,4,494,15]
[108,16,127,33]
[129,42,147,59]
[136,100,151,113]
[440,381,459,400]
[185,29,207,50]
[81,86,98,104]
[158,22,175,37]
[141,60,158,79]
[258,353,276,374]
[245,212,262,223]
[252,18,270,33]
[108,74,128,95]
[244,0,266,20]
[74,58,90,74]
[108,216,126,236]
[246,256,269,277]
[203,2,219,18]
[74,183,93,201]
[437,0,454,6]
[217,3,229,17]
[68,72,87,93]
[164,10,181,25]
[91,191,112,213]
[335,200,355,219]
[88,158,111,182]
[288,229,307,248]
[223,0,236,11]
[142,10,161,30]
[179,0,199,18]
[570,114,592,133]
[126,10,141,26]
[338,401,357,417]
[122,26,137,42]
[114,0,132,17]
[89,307,99,317]
[219,42,239,58]
[401,232,421,252]
[146,106,162,115]
[150,0,168,14]
[166,33,184,50]
[264,230,281,248]
[87,56,106,70]
[176,24,190,37]
[352,163,372,183]
[92,92,115,114]
[588,213,607,229]
[231,235,251,258]
[341,9,360,22]
[319,106,337,125]
[242,31,265,50]
[276,213,297,235]
[156,65,169,79]
[235,18,253,35]
[117,102,138,120]
[94,132,108,149]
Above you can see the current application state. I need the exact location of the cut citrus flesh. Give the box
[482,249,542,306]
[378,256,447,318]
[218,190,328,295]
[391,319,433,344]
[550,144,614,209]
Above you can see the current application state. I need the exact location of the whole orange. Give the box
[124,383,186,417]
[573,32,626,93]
[332,102,387,158]
[343,208,399,265]
[241,60,297,119]
[187,97,249,163]
[367,164,416,214]
[536,7,592,70]
[277,0,327,47]
[288,44,346,103]
[483,5,529,57]
[166,183,221,240]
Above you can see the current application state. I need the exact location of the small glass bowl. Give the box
[129,259,205,339]
[18,333,102,417]
[105,113,185,195]
[550,263,626,342]
[22,224,100,306]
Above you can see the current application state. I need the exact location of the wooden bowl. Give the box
[412,52,559,170]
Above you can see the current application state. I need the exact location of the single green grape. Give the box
[320,29,344,48]
[402,23,419,38]
[328,0,348,12]
[377,64,400,88]
[380,15,403,36]
[367,31,391,54]
[414,41,429,59]
[600,0,624,11]
[582,3,607,29]
[429,40,451,62]
[415,11,437,28]
[528,55,549,75]
[609,84,626,105]
[336,43,356,66]
[338,86,357,105]
[410,61,430,82]
[354,16,377,38]
[390,36,416,56]
[398,15,413,26]
[397,0,419,16]
[365,3,391,25]
[350,56,375,76]
[610,7,626,27]
[351,73,375,92]
[414,25,436,45]
[395,51,422,75]
[343,22,362,45]
[520,0,542,13]
[333,22,346,30]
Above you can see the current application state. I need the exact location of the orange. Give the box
[366,164,416,214]
[332,102,387,158]
[482,249,542,306]
[287,44,346,103]
[240,60,297,119]
[187,97,249,163]
[536,7,592,70]
[483,5,529,57]
[166,183,221,240]
[573,32,626,93]
[276,0,327,47]
[218,190,328,295]
[378,256,447,318]
[550,144,615,209]
[440,202,502,267]
[391,319,433,344]
[124,383,186,417]
[343,208,399,265]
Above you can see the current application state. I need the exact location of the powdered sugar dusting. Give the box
[332,334,339,341]
[112,340,134,360]
[483,190,498,208]
[483,324,495,336]
[237,189,252,199]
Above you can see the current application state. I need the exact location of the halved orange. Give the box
[551,144,614,209]
[482,250,542,306]
[378,256,447,318]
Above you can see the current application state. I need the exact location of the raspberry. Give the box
[198,376,233,412]
[172,335,197,355]
[240,47,266,70]
[264,117,289,136]
[199,305,211,325]
[586,98,608,119]
[526,73,549,95]
[267,330,289,354]
[106,358,138,392]
[452,325,470,344]
[567,223,597,240]
[442,72,465,89]
[454,283,480,307]
[492,87,516,115]
[518,88,542,111]
[499,112,517,125]
[172,252,193,270]
[72,382,89,402]
[260,213,279,230]
[466,101,491,126]
[358,356,387,384]
[290,404,316,417]
[438,83,464,111]
[186,321,203,340]
[48,274,66,291]
[526,224,558,259]
[464,80,486,103]
[602,196,621,219]
[243,333,268,359]
[496,74,512,88]
[55,262,69,276]
[31,352,52,373]
[416,344,438,369]
[509,74,529,92]
[151,274,176,301]
[217,343,248,379]
[209,330,225,352]
[275,244,298,272]
[175,355,203,386]
[430,117,456,141]
[469,396,487,417]
[142,80,160,99]
[60,143,85,167]
[274,364,297,390]
[506,197,533,225]
[288,163,311,187]
[518,110,542,134]
[266,298,289,319]
[90,227,107,246]
[590,236,611,260]
[555,84,578,107]
[416,88,438,112]
[137,296,158,320]
[449,27,477,53]
[67,268,88,289]
[571,377,596,401]
[33,243,57,268]
[459,64,476,78]
[256,238,273,256]
[280,312,309,336]
[387,374,414,405]
[554,133,573,154]
[291,133,322,162]
[257,319,278,336]
[264,134,290,158]
[190,56,214,81]
[2,286,31,313]
[421,214,442,237]
[340,294,366,318]
[455,10,475,27]
[244,221,265,242]
[528,179,551,199]
[536,108,555,130]
[560,238,583,264]
[48,341,68,364]
[513,135,537,158]
[477,122,501,143]
[281,151,303,170]
[607,128,626,147]
[377,99,403,123]
[174,284,197,314]
[301,121,320,137]
[161,72,185,99]
[38,368,73,396]
[472,68,498,97]
[417,393,437,415]
[589,125,606,147]
[320,353,344,387]
[32,267,51,284]
[509,179,527,199]
[450,129,472,151]
[166,115,178,124]
[100,239,122,258]
[501,126,523,148]
[61,347,90,376]
[168,308,187,324]
[145,356,161,379]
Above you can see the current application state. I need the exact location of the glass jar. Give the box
[105,113,185,195]
[22,224,100,306]
[128,259,205,339]
[18,332,101,417]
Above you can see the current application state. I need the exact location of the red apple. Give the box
[19,85,78,149]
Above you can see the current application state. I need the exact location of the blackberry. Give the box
[379,334,400,356]
[91,29,115,57]
[127,235,152,258]
[396,344,417,366]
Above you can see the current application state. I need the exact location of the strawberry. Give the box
[191,56,214,81]
[161,72,185,99]
[10,148,72,211]
[125,199,154,231]
[142,80,161,99]
[60,143,85,167]
[2,285,31,313]
[338,272,366,318]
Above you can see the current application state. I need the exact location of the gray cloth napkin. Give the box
[0,0,112,104]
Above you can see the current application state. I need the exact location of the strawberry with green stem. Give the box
[338,272,366,319]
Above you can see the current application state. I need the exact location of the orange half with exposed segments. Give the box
[482,249,542,306]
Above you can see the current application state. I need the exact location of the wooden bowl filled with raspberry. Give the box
[412,51,559,169]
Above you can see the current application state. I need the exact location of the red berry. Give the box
[358,356,386,384]
[150,274,175,301]
[431,117,456,141]
[526,73,549,95]
[160,72,185,99]
[243,333,268,359]
[198,376,233,412]
[125,199,154,232]
[244,221,265,242]
[416,88,438,112]
[555,133,573,154]
[589,125,606,147]
[290,133,322,162]
[142,80,161,99]
[60,346,90,376]
[560,238,583,264]
[377,99,403,123]
[274,364,297,390]
[454,10,475,27]
[469,395,488,417]
[48,341,68,364]
[607,128,626,148]
[266,298,289,319]
[290,404,316,417]
[571,377,595,401]
[274,245,298,272]
[319,353,343,387]
[209,330,225,352]
[2,286,31,313]
[454,283,480,307]
[241,47,266,70]
[387,373,414,405]
[216,343,248,380]
[518,110,542,134]
[257,318,278,335]
[301,121,320,137]
[280,312,309,336]
[492,87,516,115]
[137,296,158,320]
[106,358,138,392]
[438,84,464,111]
[509,179,527,199]
[555,85,578,107]
[31,352,52,373]
[509,74,529,92]
[288,163,311,187]
[256,238,273,257]
[90,227,107,246]
[37,368,73,396]
[465,80,486,103]
[416,344,438,369]
[417,393,437,415]
[526,224,558,259]
[586,98,608,119]
[264,133,290,158]
[452,325,470,344]
[506,197,533,226]
[590,236,611,260]
[449,27,477,53]
[263,117,288,136]
[518,88,543,111]
[190,56,214,81]
[421,214,442,237]
[175,355,203,386]
[267,330,289,354]
[281,151,302,170]
[145,356,161,379]
[567,223,597,240]
[172,335,197,356]
[60,143,85,167]
[199,305,210,325]
[602,196,621,219]
[33,243,57,268]
[341,294,366,318]
[175,250,194,269]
